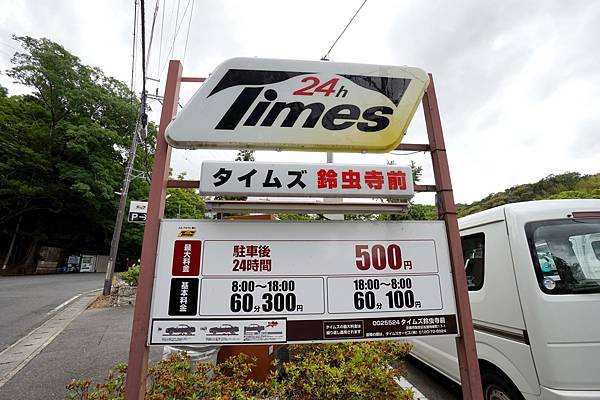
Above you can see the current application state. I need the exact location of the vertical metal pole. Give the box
[422,74,483,399]
[124,60,182,400]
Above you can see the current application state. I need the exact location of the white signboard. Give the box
[165,58,429,153]
[199,161,414,199]
[128,201,148,223]
[149,220,458,345]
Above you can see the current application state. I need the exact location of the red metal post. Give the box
[423,75,483,399]
[124,60,183,400]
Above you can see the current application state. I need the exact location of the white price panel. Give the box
[326,275,443,314]
[202,240,439,276]
[150,220,459,345]
[199,278,325,316]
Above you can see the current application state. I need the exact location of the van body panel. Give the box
[505,200,600,391]
[410,200,600,398]
[462,220,526,331]
[411,330,541,395]
[540,387,600,400]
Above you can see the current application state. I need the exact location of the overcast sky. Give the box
[1,0,598,204]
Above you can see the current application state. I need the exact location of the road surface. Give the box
[404,355,462,399]
[0,273,104,352]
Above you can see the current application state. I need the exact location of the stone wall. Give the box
[110,284,137,307]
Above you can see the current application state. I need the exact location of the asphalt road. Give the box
[404,355,463,399]
[0,273,104,352]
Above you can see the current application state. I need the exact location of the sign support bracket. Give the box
[423,75,483,399]
[123,62,483,400]
[124,60,182,400]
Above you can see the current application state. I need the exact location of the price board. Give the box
[149,220,458,345]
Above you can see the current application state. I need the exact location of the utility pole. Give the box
[103,0,149,296]
[103,114,146,295]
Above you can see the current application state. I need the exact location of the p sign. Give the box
[165,58,429,153]
[128,201,148,223]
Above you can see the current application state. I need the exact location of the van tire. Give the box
[481,369,524,400]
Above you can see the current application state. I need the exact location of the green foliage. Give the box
[272,342,414,400]
[66,342,414,400]
[165,189,205,219]
[345,160,436,222]
[118,265,140,286]
[235,149,255,162]
[0,36,152,270]
[458,172,600,217]
[66,353,267,400]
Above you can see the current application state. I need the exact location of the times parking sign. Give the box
[149,220,458,345]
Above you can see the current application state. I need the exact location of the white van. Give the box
[410,199,600,400]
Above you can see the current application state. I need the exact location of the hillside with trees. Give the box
[457,172,600,217]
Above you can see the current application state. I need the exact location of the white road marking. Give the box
[389,365,429,399]
[396,375,429,400]
[0,289,100,388]
[46,295,79,315]
[46,288,101,315]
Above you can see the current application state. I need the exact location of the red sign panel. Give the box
[172,240,201,276]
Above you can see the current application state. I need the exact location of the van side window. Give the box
[462,233,485,291]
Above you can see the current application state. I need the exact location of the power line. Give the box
[182,0,195,65]
[172,0,181,57]
[129,0,139,106]
[140,0,148,98]
[145,0,160,71]
[156,0,165,77]
[159,0,192,76]
[321,0,368,61]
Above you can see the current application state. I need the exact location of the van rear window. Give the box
[526,218,600,294]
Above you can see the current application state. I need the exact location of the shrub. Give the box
[66,341,414,399]
[118,265,140,287]
[271,341,414,400]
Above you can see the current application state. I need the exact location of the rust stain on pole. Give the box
[423,74,483,400]
[124,60,183,400]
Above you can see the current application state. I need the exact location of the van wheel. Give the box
[482,369,524,400]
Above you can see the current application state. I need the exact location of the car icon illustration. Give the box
[208,324,239,335]
[165,324,196,336]
[244,323,265,334]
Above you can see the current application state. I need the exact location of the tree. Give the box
[0,36,152,273]
[458,172,600,217]
[235,149,255,162]
[164,173,205,219]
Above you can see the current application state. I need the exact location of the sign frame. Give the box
[123,60,484,400]
[149,220,459,345]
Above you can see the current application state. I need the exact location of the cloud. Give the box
[1,0,598,204]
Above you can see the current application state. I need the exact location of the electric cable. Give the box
[182,0,195,65]
[321,0,368,61]
[156,0,165,79]
[145,0,160,71]
[158,0,192,76]
[129,0,139,107]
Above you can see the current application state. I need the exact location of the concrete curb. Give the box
[0,290,100,388]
